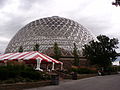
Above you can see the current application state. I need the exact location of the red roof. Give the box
[0,51,62,64]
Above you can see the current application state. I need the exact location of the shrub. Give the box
[0,62,51,83]
[71,67,97,74]
[118,66,120,71]
[20,70,42,80]
[0,66,9,80]
[104,66,118,74]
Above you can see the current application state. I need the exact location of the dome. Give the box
[5,16,96,55]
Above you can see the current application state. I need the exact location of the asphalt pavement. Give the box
[25,74,120,90]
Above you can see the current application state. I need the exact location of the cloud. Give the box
[0,37,9,54]
[0,37,10,42]
[0,0,8,8]
[18,0,50,11]
[18,0,38,10]
[0,0,120,53]
[0,15,26,38]
[0,42,8,54]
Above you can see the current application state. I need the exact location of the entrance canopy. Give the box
[0,51,63,71]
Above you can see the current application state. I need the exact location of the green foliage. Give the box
[83,35,119,68]
[18,46,23,52]
[73,43,80,66]
[0,62,50,83]
[53,42,61,60]
[33,43,39,51]
[118,66,120,71]
[105,66,118,72]
[71,68,97,74]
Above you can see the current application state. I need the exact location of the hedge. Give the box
[0,62,50,83]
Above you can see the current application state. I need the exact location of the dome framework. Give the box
[5,16,95,56]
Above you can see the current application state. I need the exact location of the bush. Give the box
[0,62,51,83]
[71,67,97,74]
[0,67,9,80]
[118,66,120,71]
[21,70,42,80]
[103,66,119,75]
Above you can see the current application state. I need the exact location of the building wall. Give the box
[60,57,87,69]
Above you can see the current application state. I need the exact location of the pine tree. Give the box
[18,46,23,52]
[73,43,80,66]
[53,42,61,60]
[33,43,39,51]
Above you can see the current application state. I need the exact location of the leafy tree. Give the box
[33,43,39,51]
[18,46,23,52]
[53,42,61,60]
[73,43,80,66]
[83,35,119,69]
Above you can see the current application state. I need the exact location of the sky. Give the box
[0,0,120,53]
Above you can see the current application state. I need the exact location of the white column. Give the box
[18,59,21,62]
[35,58,43,71]
[47,64,50,72]
[4,60,7,66]
[61,63,63,70]
[52,62,55,70]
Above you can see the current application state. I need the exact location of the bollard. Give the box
[72,72,77,80]
[51,74,59,85]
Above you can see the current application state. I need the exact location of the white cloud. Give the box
[0,0,120,53]
[112,61,120,66]
[0,37,10,42]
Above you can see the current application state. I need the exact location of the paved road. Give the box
[25,74,120,90]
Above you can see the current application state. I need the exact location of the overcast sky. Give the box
[0,0,120,53]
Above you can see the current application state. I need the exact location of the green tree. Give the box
[53,42,61,60]
[33,43,39,51]
[83,35,119,69]
[18,46,23,52]
[73,43,80,66]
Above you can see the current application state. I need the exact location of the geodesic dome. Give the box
[5,16,96,56]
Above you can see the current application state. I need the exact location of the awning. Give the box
[0,51,62,64]
[0,51,63,71]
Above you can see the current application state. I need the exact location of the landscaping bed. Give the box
[0,80,51,90]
